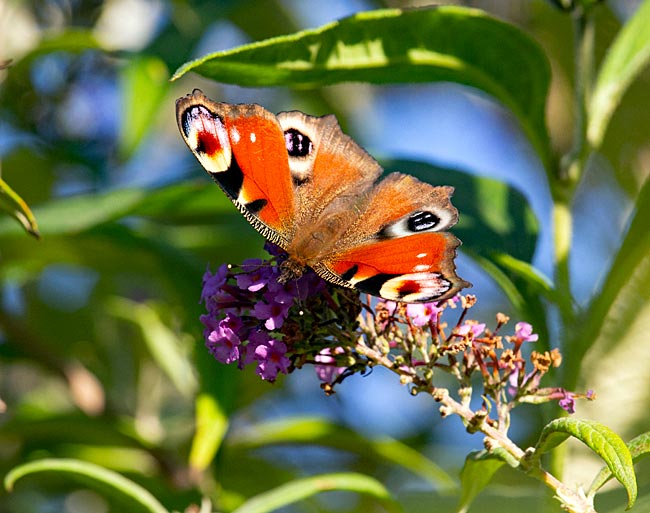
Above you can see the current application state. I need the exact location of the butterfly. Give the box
[176,89,470,303]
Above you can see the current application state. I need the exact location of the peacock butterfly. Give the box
[176,89,470,303]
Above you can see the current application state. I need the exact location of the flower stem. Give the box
[553,6,596,332]
[355,339,598,513]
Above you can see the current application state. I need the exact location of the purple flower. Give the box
[263,285,295,306]
[406,302,442,327]
[263,242,286,258]
[294,270,327,300]
[515,322,538,342]
[201,264,228,297]
[254,339,291,381]
[205,313,243,364]
[201,264,230,309]
[559,393,576,414]
[457,322,486,338]
[242,329,273,366]
[314,347,345,383]
[384,301,397,315]
[506,365,541,397]
[236,259,272,292]
[252,284,295,330]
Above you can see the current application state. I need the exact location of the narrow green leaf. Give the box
[489,253,554,297]
[566,178,650,384]
[457,451,506,513]
[106,297,198,398]
[588,0,650,148]
[0,177,40,238]
[588,431,650,497]
[232,472,402,513]
[4,458,170,513]
[119,56,170,159]
[535,418,637,509]
[173,7,551,165]
[467,251,527,312]
[383,160,539,264]
[227,416,456,491]
[0,188,145,237]
[188,393,229,472]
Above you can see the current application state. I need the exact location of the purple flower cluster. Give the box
[200,245,326,382]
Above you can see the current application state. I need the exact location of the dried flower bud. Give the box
[496,312,510,325]
[531,351,552,373]
[500,349,518,370]
[461,294,477,308]
[550,348,562,367]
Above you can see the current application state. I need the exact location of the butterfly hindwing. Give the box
[321,232,465,302]
[317,173,469,302]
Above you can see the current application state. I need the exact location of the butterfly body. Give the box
[176,89,470,303]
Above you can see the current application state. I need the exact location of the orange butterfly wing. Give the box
[176,89,295,245]
[324,232,467,303]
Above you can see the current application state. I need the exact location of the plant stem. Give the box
[355,339,598,513]
[553,5,596,330]
[550,5,598,485]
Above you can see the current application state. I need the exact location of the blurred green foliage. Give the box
[1,1,650,512]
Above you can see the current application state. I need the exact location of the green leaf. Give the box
[588,0,650,148]
[227,416,456,492]
[106,297,198,398]
[119,56,170,159]
[0,177,40,238]
[489,253,554,298]
[0,29,102,105]
[457,451,506,513]
[0,182,241,239]
[565,178,650,383]
[4,458,170,513]
[188,393,229,472]
[534,418,637,509]
[383,160,539,264]
[588,431,650,497]
[232,472,402,513]
[173,7,551,165]
[0,188,146,238]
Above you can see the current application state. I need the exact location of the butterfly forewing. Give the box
[176,90,295,246]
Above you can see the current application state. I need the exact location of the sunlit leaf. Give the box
[173,7,551,166]
[588,0,650,148]
[458,451,506,513]
[534,418,637,509]
[119,56,170,159]
[588,431,650,497]
[0,177,39,238]
[188,393,229,472]
[5,459,170,513]
[232,472,402,513]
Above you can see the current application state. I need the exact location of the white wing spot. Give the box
[250,132,256,143]
[416,252,428,259]
[413,264,429,272]
[230,127,240,144]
